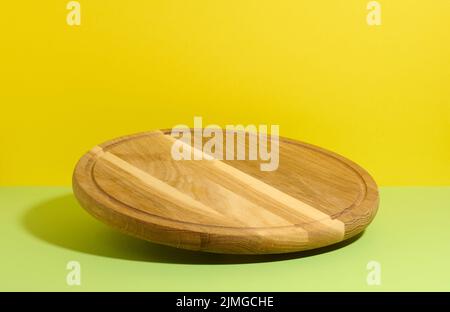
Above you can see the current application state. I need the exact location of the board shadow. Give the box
[22,194,363,264]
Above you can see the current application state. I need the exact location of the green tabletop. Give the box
[0,187,449,291]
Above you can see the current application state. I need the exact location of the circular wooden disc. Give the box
[73,129,378,254]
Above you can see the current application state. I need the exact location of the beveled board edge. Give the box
[72,130,379,254]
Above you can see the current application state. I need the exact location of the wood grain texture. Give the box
[73,130,379,254]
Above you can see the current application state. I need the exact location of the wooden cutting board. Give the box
[73,129,378,254]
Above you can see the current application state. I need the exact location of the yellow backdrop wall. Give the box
[1,1,449,185]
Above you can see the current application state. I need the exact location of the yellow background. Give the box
[1,0,449,186]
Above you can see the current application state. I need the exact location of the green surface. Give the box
[0,186,449,291]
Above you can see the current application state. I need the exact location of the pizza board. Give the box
[73,129,379,254]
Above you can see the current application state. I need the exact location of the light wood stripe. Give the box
[93,146,308,237]
[164,131,345,239]
[98,149,225,219]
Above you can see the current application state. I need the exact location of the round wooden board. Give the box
[73,129,379,254]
